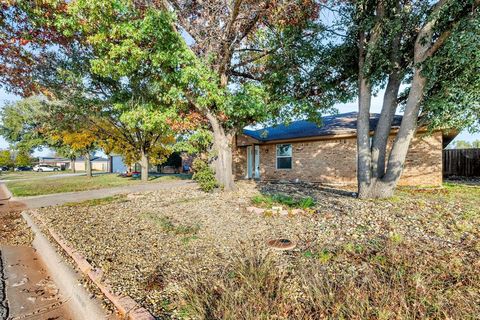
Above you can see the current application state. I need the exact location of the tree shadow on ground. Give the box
[253,180,357,201]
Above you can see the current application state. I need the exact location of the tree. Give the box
[0,150,14,169]
[2,1,189,182]
[352,0,480,198]
[452,140,480,149]
[14,149,32,167]
[2,1,324,189]
[273,1,479,198]
[0,97,46,151]
[0,1,71,95]
[48,129,98,177]
[162,0,321,190]
[45,1,194,182]
[0,96,98,176]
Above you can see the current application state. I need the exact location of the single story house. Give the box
[38,157,71,170]
[112,152,194,174]
[74,156,110,172]
[234,112,457,186]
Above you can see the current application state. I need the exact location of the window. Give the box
[276,144,292,169]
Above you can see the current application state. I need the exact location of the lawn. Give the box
[0,170,76,181]
[6,173,191,197]
[30,181,480,319]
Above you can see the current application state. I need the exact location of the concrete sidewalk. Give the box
[12,180,192,209]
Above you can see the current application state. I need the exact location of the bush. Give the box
[192,159,218,192]
[252,193,316,209]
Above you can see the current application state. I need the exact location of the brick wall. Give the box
[233,131,443,186]
[233,145,247,179]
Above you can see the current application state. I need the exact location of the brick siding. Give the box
[233,131,443,186]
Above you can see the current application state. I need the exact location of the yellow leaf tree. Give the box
[48,129,98,177]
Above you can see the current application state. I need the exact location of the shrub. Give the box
[251,193,316,209]
[192,158,218,192]
[251,194,273,206]
[298,196,316,209]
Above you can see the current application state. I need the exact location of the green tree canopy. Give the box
[0,150,14,168]
[14,149,33,167]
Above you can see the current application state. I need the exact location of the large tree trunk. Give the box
[365,15,434,198]
[371,75,402,179]
[382,69,427,188]
[205,111,235,191]
[356,31,373,198]
[140,149,149,182]
[357,77,372,198]
[85,153,92,178]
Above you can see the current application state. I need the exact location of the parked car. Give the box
[32,164,60,172]
[14,166,33,171]
[0,166,10,172]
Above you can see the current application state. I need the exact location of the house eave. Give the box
[236,127,450,147]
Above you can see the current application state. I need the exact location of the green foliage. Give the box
[251,194,274,206]
[450,140,480,149]
[174,129,213,155]
[0,150,14,168]
[0,97,48,151]
[423,13,480,133]
[259,22,356,122]
[14,149,32,167]
[252,193,316,209]
[192,159,218,192]
[297,196,316,209]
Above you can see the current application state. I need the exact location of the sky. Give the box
[1,87,478,157]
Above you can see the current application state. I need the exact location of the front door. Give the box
[254,145,260,179]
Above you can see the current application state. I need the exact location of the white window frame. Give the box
[276,144,293,170]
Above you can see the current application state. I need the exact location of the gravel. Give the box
[29,181,480,318]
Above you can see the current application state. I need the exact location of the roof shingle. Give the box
[243,112,403,142]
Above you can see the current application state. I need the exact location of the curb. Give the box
[25,212,155,320]
[22,212,108,320]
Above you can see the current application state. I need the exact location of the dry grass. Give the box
[179,238,480,320]
[34,181,480,319]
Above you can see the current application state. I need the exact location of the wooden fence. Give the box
[443,148,480,177]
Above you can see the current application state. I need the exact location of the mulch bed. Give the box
[28,181,480,318]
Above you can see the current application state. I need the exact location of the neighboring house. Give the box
[110,155,129,173]
[234,112,457,186]
[74,156,110,172]
[112,152,194,174]
[38,157,71,170]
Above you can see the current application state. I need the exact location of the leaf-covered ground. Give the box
[31,181,480,319]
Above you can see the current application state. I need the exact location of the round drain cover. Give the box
[267,238,296,250]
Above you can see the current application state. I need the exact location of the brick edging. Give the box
[32,213,155,320]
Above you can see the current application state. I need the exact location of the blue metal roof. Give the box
[243,112,403,142]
